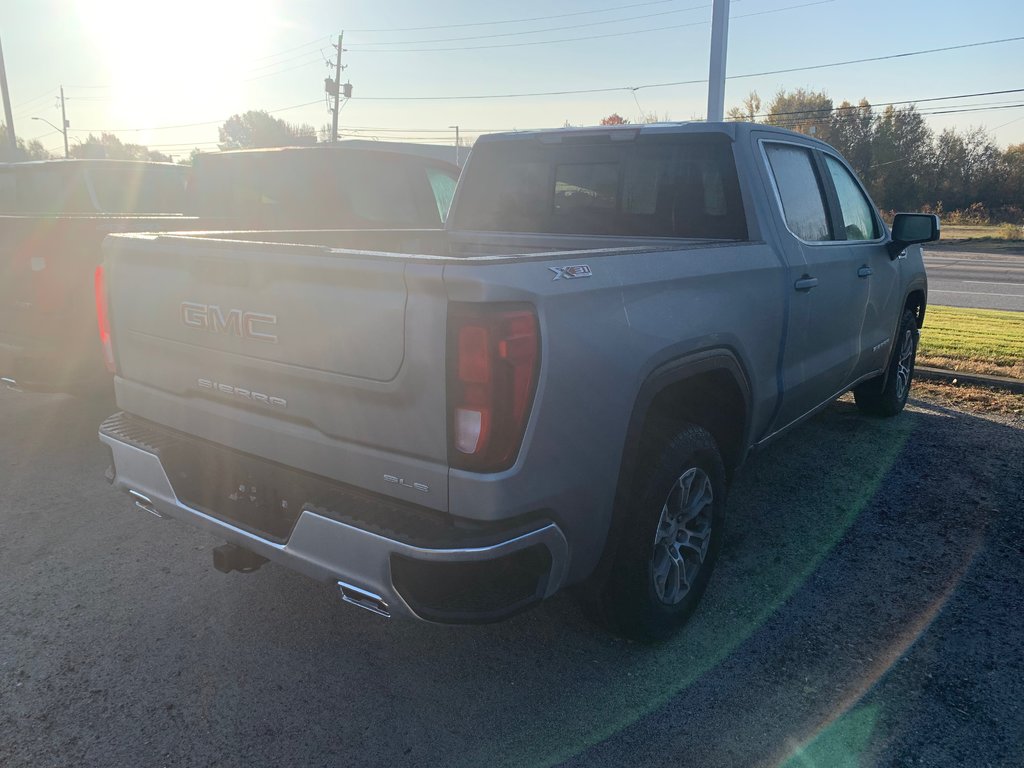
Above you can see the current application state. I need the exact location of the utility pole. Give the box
[449,125,460,166]
[59,85,69,158]
[331,33,343,143]
[706,0,730,122]
[0,35,16,153]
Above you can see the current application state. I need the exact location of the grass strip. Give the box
[919,305,1024,378]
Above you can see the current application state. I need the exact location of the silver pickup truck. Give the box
[98,123,937,640]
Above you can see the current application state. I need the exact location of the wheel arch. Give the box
[905,287,927,328]
[578,349,752,598]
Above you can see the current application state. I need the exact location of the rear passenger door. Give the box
[760,139,869,431]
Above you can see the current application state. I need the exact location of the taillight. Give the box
[448,304,539,472]
[94,265,116,373]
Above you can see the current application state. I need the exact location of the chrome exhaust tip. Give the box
[338,581,390,618]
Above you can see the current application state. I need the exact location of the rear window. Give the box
[87,165,188,214]
[15,166,93,213]
[449,135,747,239]
[188,150,447,229]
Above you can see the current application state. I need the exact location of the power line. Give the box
[11,87,58,111]
[248,50,326,73]
[924,103,1024,117]
[345,0,832,53]
[347,0,682,33]
[763,102,1024,130]
[68,99,323,134]
[729,36,1024,83]
[349,3,714,46]
[249,36,332,63]
[243,58,323,82]
[991,114,1024,132]
[351,36,1024,100]
[738,88,1024,121]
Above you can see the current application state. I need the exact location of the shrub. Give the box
[998,223,1024,240]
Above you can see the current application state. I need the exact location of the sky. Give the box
[3,0,1024,161]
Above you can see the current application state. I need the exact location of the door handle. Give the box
[857,265,873,278]
[794,275,819,291]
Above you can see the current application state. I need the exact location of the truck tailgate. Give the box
[104,233,450,505]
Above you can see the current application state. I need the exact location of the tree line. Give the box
[728,89,1024,222]
[6,96,1023,224]
[1,110,317,165]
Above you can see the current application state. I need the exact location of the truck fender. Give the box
[579,349,752,597]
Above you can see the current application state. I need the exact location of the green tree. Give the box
[69,132,171,162]
[871,105,933,210]
[828,99,875,184]
[1000,143,1024,210]
[931,127,1001,211]
[763,88,833,140]
[0,124,51,161]
[218,110,317,148]
[726,91,761,122]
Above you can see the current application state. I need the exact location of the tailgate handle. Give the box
[794,275,819,292]
[857,265,873,278]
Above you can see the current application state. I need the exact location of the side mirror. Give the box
[888,213,940,258]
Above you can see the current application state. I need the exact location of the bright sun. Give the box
[75,0,279,134]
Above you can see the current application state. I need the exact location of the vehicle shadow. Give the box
[2,391,1021,767]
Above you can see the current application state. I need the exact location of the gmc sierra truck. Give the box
[98,123,937,640]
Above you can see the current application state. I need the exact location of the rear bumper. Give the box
[99,413,569,623]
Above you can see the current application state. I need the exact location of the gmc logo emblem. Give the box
[180,302,278,343]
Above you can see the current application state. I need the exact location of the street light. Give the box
[31,115,68,158]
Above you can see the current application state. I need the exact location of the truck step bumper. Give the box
[99,413,569,623]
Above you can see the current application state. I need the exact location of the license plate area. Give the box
[161,442,306,543]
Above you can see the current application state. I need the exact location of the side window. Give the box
[764,143,831,242]
[824,155,880,241]
[425,167,458,221]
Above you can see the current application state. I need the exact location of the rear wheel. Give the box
[854,308,919,417]
[599,423,726,642]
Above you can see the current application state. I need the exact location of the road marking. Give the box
[963,280,1024,286]
[924,258,1024,267]
[929,290,1024,298]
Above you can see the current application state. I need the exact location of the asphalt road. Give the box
[1,389,1022,767]
[923,246,1024,312]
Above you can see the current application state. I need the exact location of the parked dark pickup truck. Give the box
[98,123,937,639]
[1,148,459,394]
[0,159,190,392]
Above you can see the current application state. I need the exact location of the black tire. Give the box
[854,308,919,417]
[598,423,727,643]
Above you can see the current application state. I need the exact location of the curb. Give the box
[916,366,1024,394]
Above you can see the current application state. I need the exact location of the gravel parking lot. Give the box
[1,388,1021,767]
